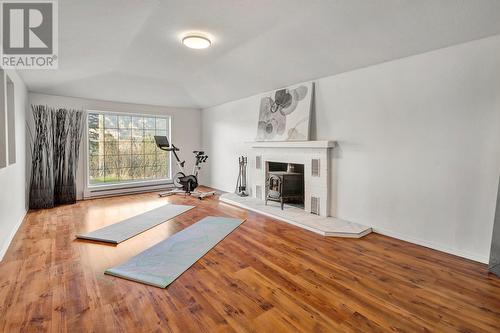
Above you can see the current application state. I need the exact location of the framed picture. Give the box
[256,82,313,141]
[0,69,6,168]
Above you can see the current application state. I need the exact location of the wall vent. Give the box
[311,159,320,177]
[256,155,262,169]
[256,185,262,200]
[311,196,320,215]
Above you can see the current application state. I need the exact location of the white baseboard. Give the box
[84,183,174,199]
[373,227,489,264]
[133,183,493,264]
[0,211,27,261]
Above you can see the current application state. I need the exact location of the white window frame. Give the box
[83,109,173,196]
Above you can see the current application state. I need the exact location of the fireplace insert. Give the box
[265,163,304,209]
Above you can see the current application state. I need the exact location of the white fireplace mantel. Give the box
[249,140,336,149]
[247,140,336,217]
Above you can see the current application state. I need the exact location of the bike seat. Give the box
[193,150,205,155]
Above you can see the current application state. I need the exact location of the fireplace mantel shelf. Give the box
[249,140,336,149]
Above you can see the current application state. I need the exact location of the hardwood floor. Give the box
[1,189,499,332]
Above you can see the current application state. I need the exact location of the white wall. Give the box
[28,93,201,200]
[201,35,500,263]
[0,69,28,260]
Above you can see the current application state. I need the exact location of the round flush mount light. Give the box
[182,35,211,49]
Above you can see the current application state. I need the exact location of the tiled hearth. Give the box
[220,193,371,238]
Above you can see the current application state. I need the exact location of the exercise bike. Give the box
[154,136,215,199]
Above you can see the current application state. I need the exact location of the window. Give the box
[87,111,171,186]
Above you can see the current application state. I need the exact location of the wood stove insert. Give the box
[265,163,304,210]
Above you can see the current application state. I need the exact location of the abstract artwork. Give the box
[256,82,313,141]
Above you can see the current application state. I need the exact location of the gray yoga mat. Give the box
[76,204,195,244]
[105,216,244,288]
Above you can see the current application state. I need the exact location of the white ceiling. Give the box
[19,0,500,109]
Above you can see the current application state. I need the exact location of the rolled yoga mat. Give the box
[76,204,195,244]
[105,216,244,288]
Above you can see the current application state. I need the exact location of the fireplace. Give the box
[266,162,304,209]
[219,140,372,237]
[248,140,336,217]
[220,141,372,237]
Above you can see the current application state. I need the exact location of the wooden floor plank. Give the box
[0,189,499,332]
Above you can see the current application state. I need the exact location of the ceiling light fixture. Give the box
[182,35,211,49]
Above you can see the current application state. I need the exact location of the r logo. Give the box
[2,2,53,54]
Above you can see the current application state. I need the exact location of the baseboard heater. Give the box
[84,182,174,200]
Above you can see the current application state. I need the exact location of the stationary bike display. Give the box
[154,136,215,199]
